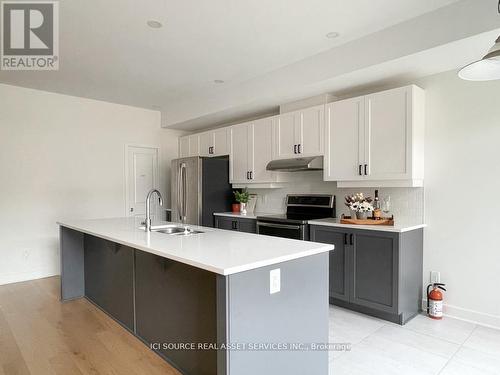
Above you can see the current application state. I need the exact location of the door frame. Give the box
[124,144,161,217]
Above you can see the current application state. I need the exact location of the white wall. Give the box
[416,71,500,327]
[0,84,183,285]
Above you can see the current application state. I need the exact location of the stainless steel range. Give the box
[256,194,335,240]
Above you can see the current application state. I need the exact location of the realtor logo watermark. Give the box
[1,1,59,70]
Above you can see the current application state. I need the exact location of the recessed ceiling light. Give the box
[326,32,340,39]
[213,79,225,84]
[147,20,163,29]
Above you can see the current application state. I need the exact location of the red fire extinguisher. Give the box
[427,283,446,320]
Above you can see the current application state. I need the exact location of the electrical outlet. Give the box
[270,269,280,294]
[430,271,441,283]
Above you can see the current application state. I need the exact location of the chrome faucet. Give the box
[145,189,163,231]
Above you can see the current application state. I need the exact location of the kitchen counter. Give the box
[58,217,332,275]
[58,216,331,374]
[213,211,275,219]
[308,218,426,233]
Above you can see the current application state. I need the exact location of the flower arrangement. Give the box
[345,193,374,216]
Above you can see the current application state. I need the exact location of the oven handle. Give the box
[256,222,301,230]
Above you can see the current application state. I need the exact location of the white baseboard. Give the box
[422,299,500,330]
[0,270,59,286]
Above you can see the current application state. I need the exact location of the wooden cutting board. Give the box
[340,214,394,226]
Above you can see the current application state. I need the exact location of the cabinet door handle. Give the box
[343,233,348,245]
[359,165,362,176]
[298,144,301,154]
[232,221,238,230]
[364,164,368,175]
[246,171,250,180]
[294,144,297,154]
[250,171,253,180]
[350,234,354,245]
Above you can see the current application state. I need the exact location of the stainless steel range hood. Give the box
[266,156,323,172]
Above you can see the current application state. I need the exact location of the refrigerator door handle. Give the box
[177,164,182,221]
[181,163,187,223]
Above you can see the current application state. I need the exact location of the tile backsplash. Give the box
[248,171,424,223]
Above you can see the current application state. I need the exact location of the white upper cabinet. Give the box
[274,111,298,159]
[199,128,230,157]
[230,122,250,183]
[179,136,190,158]
[179,134,200,158]
[213,128,230,156]
[274,105,325,159]
[300,105,325,156]
[325,85,424,187]
[230,117,280,184]
[251,117,275,182]
[199,132,212,157]
[324,96,365,181]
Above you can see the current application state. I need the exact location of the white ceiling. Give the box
[1,0,499,130]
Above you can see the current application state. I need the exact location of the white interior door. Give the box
[126,145,159,217]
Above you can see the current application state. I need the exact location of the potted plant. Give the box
[345,193,374,220]
[233,188,250,215]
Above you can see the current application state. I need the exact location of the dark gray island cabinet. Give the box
[59,218,332,375]
[310,224,423,325]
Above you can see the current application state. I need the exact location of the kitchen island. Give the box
[58,217,333,375]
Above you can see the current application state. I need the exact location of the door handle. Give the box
[246,171,250,180]
[177,165,182,220]
[350,234,354,246]
[182,164,187,222]
[249,171,253,180]
[343,233,348,245]
[294,145,297,154]
[298,144,301,154]
[364,164,368,175]
[359,165,362,176]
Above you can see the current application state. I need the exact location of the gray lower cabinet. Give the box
[84,235,135,330]
[214,215,257,233]
[310,225,423,325]
[135,250,218,375]
[312,229,349,302]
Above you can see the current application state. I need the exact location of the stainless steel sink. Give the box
[156,227,203,235]
[139,224,203,236]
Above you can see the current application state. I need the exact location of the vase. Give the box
[232,203,240,213]
[239,202,247,215]
[355,211,367,220]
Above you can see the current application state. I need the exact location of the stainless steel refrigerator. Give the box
[171,156,232,227]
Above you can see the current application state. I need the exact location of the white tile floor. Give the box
[329,306,500,375]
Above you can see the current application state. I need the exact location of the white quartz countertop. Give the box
[308,218,426,233]
[58,217,333,276]
[213,212,275,219]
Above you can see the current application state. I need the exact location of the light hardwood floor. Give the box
[0,276,180,375]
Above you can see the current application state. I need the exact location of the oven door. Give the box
[256,221,306,240]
